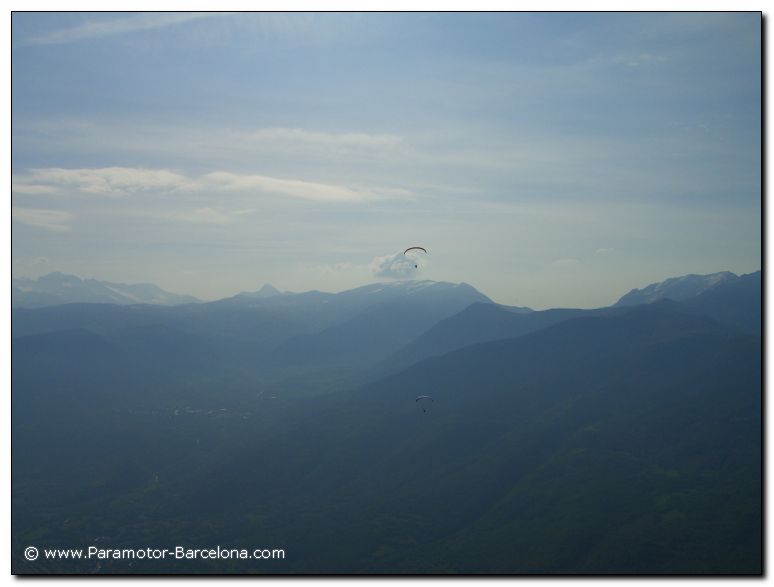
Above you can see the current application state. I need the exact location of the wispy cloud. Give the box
[24,13,221,46]
[20,117,745,203]
[13,167,190,197]
[13,167,408,204]
[13,207,72,232]
[12,184,57,195]
[199,171,389,203]
[13,121,406,171]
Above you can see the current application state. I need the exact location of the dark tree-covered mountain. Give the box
[379,303,588,376]
[12,274,761,574]
[268,281,492,379]
[12,280,492,397]
[378,271,761,379]
[256,302,759,573]
[682,271,761,335]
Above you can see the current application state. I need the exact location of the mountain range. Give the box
[11,269,762,574]
[12,269,755,314]
[12,272,200,308]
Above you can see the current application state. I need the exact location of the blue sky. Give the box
[11,12,761,308]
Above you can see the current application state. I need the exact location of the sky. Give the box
[11,12,761,309]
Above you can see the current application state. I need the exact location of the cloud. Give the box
[13,207,72,232]
[24,13,221,46]
[199,172,372,203]
[595,247,615,254]
[13,167,190,198]
[372,251,423,279]
[13,167,406,203]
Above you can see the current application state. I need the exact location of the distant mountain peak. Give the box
[614,271,738,307]
[258,283,281,296]
[237,283,284,299]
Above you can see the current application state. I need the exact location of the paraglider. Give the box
[404,246,427,269]
[416,395,433,413]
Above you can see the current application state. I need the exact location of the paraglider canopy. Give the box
[416,395,434,413]
[404,247,427,269]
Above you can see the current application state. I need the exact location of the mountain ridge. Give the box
[12,272,201,308]
[614,271,738,307]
